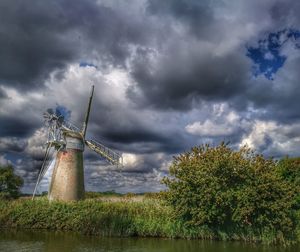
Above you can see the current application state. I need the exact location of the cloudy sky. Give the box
[1,0,300,194]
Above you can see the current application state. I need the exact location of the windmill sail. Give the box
[85,139,122,166]
[41,108,123,169]
[82,85,94,138]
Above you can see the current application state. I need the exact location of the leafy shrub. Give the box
[162,143,299,240]
[276,157,300,226]
[0,165,23,199]
[277,157,300,184]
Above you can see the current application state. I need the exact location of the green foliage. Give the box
[0,165,23,199]
[162,143,299,243]
[277,157,300,185]
[0,195,299,244]
[0,198,180,238]
[276,157,300,235]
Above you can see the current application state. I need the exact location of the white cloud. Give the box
[240,120,276,149]
[25,127,48,158]
[0,154,11,166]
[122,153,143,169]
[240,120,300,157]
[264,51,275,60]
[185,104,242,137]
[185,120,235,136]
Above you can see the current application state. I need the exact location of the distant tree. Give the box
[163,143,299,237]
[0,165,24,199]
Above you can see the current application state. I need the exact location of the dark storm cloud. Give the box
[101,128,166,144]
[0,0,77,89]
[89,118,188,155]
[123,0,253,111]
[128,47,250,110]
[270,0,300,25]
[93,119,187,154]
[0,87,8,99]
[19,157,43,173]
[0,138,27,153]
[99,128,185,154]
[0,114,39,137]
[245,81,300,123]
[0,0,149,90]
[147,0,215,38]
[133,0,300,115]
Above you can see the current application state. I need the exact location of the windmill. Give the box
[32,85,122,201]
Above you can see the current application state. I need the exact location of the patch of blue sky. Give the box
[3,152,19,165]
[79,62,97,68]
[247,29,300,80]
[55,105,71,121]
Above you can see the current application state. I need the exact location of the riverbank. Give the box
[0,196,298,245]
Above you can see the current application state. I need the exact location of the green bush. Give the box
[276,157,300,227]
[277,157,300,184]
[0,165,23,199]
[163,143,299,242]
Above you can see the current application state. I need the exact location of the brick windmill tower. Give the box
[32,86,122,201]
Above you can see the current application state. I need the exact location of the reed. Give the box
[0,196,297,245]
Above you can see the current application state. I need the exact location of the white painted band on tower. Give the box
[65,136,84,150]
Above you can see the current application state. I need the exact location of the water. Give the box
[0,230,299,252]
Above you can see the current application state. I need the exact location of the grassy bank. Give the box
[0,196,297,245]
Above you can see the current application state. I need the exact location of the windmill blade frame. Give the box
[85,139,123,166]
[62,120,81,133]
[61,119,123,166]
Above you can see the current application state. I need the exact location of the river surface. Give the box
[0,230,299,252]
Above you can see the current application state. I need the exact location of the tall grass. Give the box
[0,197,297,245]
